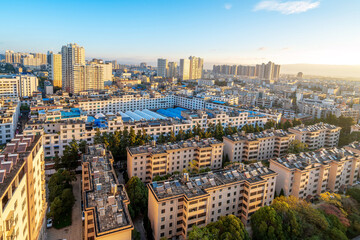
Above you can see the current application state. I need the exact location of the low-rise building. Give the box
[0,98,20,144]
[147,163,277,239]
[127,138,224,182]
[82,144,134,240]
[0,134,47,240]
[269,147,360,198]
[288,123,341,150]
[223,129,295,163]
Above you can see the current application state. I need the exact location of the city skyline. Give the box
[1,0,359,70]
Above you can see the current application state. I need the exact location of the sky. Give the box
[1,0,360,69]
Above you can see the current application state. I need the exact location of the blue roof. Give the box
[213,100,226,104]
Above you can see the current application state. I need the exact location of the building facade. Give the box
[82,144,134,240]
[288,123,341,150]
[49,53,62,88]
[0,134,47,240]
[269,147,360,198]
[127,138,224,182]
[223,129,295,163]
[147,163,277,239]
[61,43,85,92]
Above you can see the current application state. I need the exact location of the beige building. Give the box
[223,129,295,163]
[288,123,341,150]
[188,56,203,80]
[147,163,277,239]
[270,147,360,198]
[82,144,133,240]
[167,62,177,78]
[49,53,62,88]
[61,43,86,92]
[179,59,190,80]
[127,138,224,182]
[0,134,47,240]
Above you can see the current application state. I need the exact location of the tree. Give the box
[251,206,285,240]
[264,120,276,130]
[79,140,87,154]
[189,215,249,240]
[93,128,103,144]
[168,130,176,142]
[346,188,360,203]
[48,169,75,202]
[47,169,75,228]
[125,177,148,218]
[59,138,81,171]
[288,140,308,154]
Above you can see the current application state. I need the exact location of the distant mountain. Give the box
[281,64,360,79]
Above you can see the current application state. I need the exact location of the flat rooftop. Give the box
[225,129,293,142]
[271,147,359,170]
[83,145,132,234]
[128,137,223,155]
[149,163,275,200]
[290,122,340,132]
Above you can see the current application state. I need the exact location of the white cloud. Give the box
[224,3,232,10]
[254,0,320,14]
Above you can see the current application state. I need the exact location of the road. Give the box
[47,175,82,240]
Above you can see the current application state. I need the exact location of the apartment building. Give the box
[127,138,223,182]
[61,43,86,92]
[0,74,38,98]
[270,147,360,198]
[157,58,168,77]
[0,98,20,144]
[0,134,47,240]
[24,116,123,159]
[288,123,341,150]
[223,129,295,163]
[82,144,133,240]
[147,163,277,239]
[78,94,175,114]
[197,79,215,87]
[179,59,190,80]
[49,53,62,88]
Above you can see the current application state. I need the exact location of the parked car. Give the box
[47,218,53,228]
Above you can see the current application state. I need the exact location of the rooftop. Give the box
[290,122,340,132]
[225,129,293,142]
[0,134,39,197]
[128,137,223,155]
[149,163,275,200]
[271,147,359,170]
[83,145,133,235]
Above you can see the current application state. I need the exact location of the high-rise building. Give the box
[189,56,203,79]
[21,56,42,69]
[61,43,85,92]
[179,59,190,80]
[273,64,280,80]
[167,62,177,78]
[264,61,274,80]
[0,134,47,240]
[49,53,62,88]
[86,63,106,91]
[157,58,168,77]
